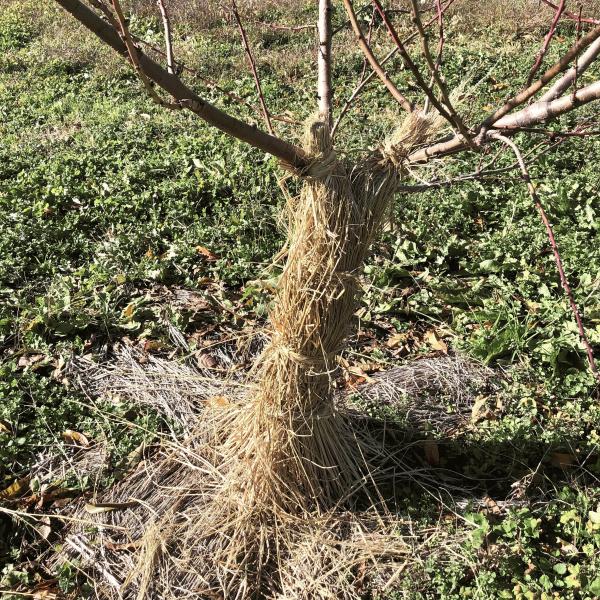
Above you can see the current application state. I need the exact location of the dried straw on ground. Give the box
[53,114,477,599]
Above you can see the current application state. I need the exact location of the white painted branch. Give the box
[317,0,333,125]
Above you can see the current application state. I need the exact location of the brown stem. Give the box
[408,0,473,144]
[526,0,565,86]
[492,133,599,382]
[156,0,175,75]
[53,0,307,169]
[231,0,274,136]
[540,0,600,26]
[111,0,180,108]
[332,0,457,136]
[370,0,456,124]
[572,6,584,102]
[342,0,413,113]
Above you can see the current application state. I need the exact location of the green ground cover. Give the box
[1,2,600,598]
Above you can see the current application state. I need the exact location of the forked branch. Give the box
[479,24,600,131]
[526,0,565,86]
[111,0,179,108]
[53,0,307,168]
[408,0,472,143]
[342,0,413,113]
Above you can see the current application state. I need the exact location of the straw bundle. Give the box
[53,113,450,599]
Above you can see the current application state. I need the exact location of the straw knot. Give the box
[280,117,338,180]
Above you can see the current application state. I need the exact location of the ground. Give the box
[1,1,600,598]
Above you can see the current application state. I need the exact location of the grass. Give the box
[1,0,600,598]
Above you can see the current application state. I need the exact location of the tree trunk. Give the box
[218,121,399,510]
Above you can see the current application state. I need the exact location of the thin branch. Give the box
[54,0,307,168]
[407,0,472,143]
[526,0,565,86]
[317,0,333,125]
[399,138,558,192]
[370,0,456,124]
[332,0,457,137]
[257,20,314,32]
[342,0,413,113]
[130,34,299,125]
[156,0,175,74]
[111,0,179,108]
[433,0,444,74]
[572,5,584,102]
[230,0,274,135]
[478,24,600,132]
[492,133,599,383]
[540,35,600,102]
[540,0,600,26]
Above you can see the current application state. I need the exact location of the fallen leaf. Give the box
[31,579,60,600]
[197,352,218,369]
[557,536,579,555]
[206,396,230,408]
[347,365,376,384]
[423,439,440,466]
[550,452,576,468]
[36,515,52,540]
[62,429,90,447]
[0,419,13,434]
[195,245,218,260]
[84,501,138,514]
[105,540,143,552]
[471,397,488,423]
[0,477,30,500]
[424,330,448,353]
[17,354,45,369]
[386,332,408,349]
[141,339,163,352]
[483,496,502,515]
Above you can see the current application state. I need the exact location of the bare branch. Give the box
[332,0,457,136]
[156,0,175,75]
[111,0,179,109]
[342,0,413,113]
[407,0,472,143]
[572,6,584,102]
[540,0,600,26]
[479,24,600,131]
[526,0,565,86]
[539,36,600,102]
[370,0,457,125]
[231,0,274,135]
[492,133,599,383]
[408,79,600,163]
[257,21,314,32]
[495,80,600,129]
[54,0,307,168]
[317,0,333,125]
